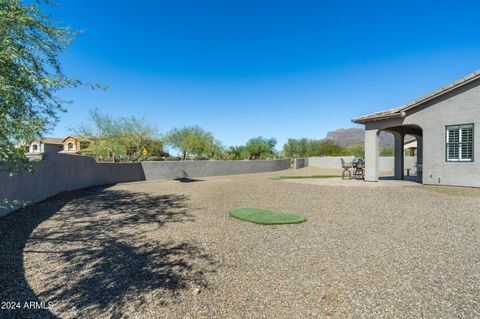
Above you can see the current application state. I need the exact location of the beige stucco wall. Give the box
[63,136,80,152]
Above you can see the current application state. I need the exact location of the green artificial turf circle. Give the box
[229,208,307,225]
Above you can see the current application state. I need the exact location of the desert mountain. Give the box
[324,128,394,148]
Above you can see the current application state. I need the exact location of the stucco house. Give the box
[28,137,64,154]
[63,136,87,153]
[24,135,89,156]
[353,70,480,187]
[404,138,417,156]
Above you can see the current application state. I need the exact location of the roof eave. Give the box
[401,72,480,113]
[351,113,403,124]
[352,70,480,125]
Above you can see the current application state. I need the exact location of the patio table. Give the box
[352,158,365,180]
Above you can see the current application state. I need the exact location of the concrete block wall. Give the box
[0,154,290,217]
[308,156,416,173]
[0,154,145,217]
[294,158,309,169]
[309,156,355,169]
[141,159,291,179]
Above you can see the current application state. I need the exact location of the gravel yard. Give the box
[1,168,480,318]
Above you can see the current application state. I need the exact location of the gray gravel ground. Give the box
[1,168,480,318]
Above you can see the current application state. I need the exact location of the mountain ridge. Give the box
[324,128,394,148]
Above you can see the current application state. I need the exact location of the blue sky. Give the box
[51,0,480,150]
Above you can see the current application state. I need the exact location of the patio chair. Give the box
[352,158,365,180]
[340,158,352,180]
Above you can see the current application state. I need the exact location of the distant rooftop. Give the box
[352,70,480,124]
[36,137,64,145]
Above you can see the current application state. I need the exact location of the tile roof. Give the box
[352,70,480,124]
[39,137,64,145]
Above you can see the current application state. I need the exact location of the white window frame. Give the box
[446,124,474,162]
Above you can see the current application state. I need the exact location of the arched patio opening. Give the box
[378,124,423,182]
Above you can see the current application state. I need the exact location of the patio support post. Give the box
[364,128,379,182]
[393,131,405,180]
[415,135,423,183]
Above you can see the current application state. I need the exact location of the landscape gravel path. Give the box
[1,168,479,318]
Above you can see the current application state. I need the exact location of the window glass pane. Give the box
[448,128,459,143]
[461,127,473,143]
[447,143,459,160]
[461,143,473,160]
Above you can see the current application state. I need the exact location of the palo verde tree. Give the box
[283,138,316,158]
[309,139,350,156]
[226,145,249,160]
[244,137,277,159]
[75,109,162,162]
[203,137,224,160]
[0,0,99,170]
[346,143,365,157]
[282,138,366,157]
[164,126,222,160]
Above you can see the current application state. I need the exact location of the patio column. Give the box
[364,129,379,182]
[415,135,423,183]
[393,131,405,180]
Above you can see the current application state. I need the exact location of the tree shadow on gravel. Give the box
[174,177,204,183]
[0,185,214,318]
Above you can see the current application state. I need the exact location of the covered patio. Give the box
[353,115,423,183]
[352,70,480,188]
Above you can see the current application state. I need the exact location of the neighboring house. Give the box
[63,136,88,153]
[353,70,480,187]
[404,138,417,156]
[23,135,89,157]
[28,137,64,154]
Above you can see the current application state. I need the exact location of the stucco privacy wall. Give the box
[140,159,291,179]
[309,156,416,172]
[0,154,291,216]
[294,158,309,169]
[0,153,145,217]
